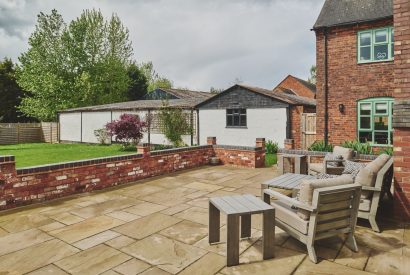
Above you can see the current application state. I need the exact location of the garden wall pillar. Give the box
[207,137,217,145]
[256,138,265,150]
[284,139,295,150]
[137,143,150,157]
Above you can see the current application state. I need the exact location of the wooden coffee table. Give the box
[208,194,275,266]
[261,173,315,198]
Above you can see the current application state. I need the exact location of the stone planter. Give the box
[209,157,220,166]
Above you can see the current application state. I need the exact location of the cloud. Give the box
[0,0,325,90]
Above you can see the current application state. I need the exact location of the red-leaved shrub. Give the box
[106,114,147,146]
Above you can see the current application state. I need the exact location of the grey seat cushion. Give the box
[297,175,354,220]
[309,163,323,174]
[355,154,390,199]
[271,200,309,235]
[333,146,354,161]
[359,199,371,212]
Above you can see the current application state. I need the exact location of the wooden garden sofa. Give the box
[263,175,361,263]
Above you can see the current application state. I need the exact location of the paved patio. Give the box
[0,165,408,274]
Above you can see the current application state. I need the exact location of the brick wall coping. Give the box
[214,145,262,151]
[0,156,15,162]
[278,148,378,161]
[150,145,212,156]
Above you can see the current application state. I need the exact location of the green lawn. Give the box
[0,143,136,168]
[265,153,277,167]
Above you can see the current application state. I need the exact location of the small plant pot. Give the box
[209,157,220,166]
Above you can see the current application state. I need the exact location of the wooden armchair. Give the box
[355,156,393,232]
[263,179,362,263]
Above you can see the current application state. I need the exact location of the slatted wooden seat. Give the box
[209,194,275,266]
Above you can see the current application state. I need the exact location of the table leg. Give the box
[241,214,251,238]
[209,202,220,243]
[227,214,240,266]
[261,183,268,199]
[295,156,301,174]
[278,155,284,175]
[262,209,275,260]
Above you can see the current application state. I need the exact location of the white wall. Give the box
[199,108,287,147]
[60,112,82,142]
[60,110,196,145]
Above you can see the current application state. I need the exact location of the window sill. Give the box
[226,126,248,129]
[369,144,393,148]
[357,59,394,65]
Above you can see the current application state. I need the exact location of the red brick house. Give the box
[314,0,410,220]
[274,75,316,99]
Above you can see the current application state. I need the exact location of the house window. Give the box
[357,97,393,145]
[226,109,247,127]
[358,27,394,63]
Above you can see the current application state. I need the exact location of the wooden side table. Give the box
[278,154,308,175]
[208,194,275,266]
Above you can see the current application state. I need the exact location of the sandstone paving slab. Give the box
[123,201,167,216]
[220,245,306,275]
[73,192,129,208]
[194,226,262,257]
[140,267,171,275]
[27,264,69,275]
[178,252,226,275]
[355,226,404,255]
[159,220,208,245]
[38,221,66,232]
[113,213,181,239]
[185,190,210,200]
[149,176,189,189]
[160,203,191,215]
[0,228,54,256]
[0,213,54,233]
[105,235,136,249]
[184,181,224,192]
[205,190,241,198]
[334,244,372,270]
[101,270,121,275]
[0,239,79,274]
[70,197,141,219]
[72,230,121,250]
[49,215,125,243]
[55,244,131,275]
[293,257,372,275]
[113,258,151,275]
[365,250,410,275]
[0,227,8,237]
[121,234,207,274]
[48,212,85,225]
[105,211,141,222]
[138,192,191,207]
[118,185,166,199]
[282,237,341,261]
[186,197,210,209]
[174,206,222,226]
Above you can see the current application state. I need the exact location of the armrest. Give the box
[263,189,315,212]
[361,186,381,192]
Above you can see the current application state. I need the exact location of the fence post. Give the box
[17,123,20,144]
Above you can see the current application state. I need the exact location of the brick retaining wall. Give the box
[0,138,265,210]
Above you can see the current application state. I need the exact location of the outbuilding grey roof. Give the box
[60,98,206,113]
[196,84,316,108]
[157,88,212,99]
[313,0,393,29]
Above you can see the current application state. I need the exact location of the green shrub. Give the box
[152,144,174,151]
[379,147,393,156]
[265,140,278,154]
[308,140,333,152]
[159,101,192,147]
[341,140,373,155]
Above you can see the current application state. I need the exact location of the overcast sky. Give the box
[0,0,324,91]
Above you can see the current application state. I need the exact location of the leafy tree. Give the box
[140,61,172,92]
[0,58,34,122]
[16,9,134,121]
[127,62,148,100]
[209,87,224,94]
[308,65,316,85]
[106,114,147,146]
[159,102,192,147]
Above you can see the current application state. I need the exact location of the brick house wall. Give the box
[276,75,316,99]
[393,0,410,221]
[315,18,395,146]
[0,139,265,210]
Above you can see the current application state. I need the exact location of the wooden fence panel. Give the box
[301,113,317,150]
[0,123,59,145]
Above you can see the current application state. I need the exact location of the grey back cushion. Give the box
[297,175,354,220]
[333,146,354,161]
[355,154,390,199]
